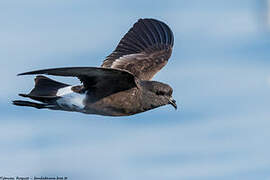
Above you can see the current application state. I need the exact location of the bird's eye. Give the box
[156,91,165,96]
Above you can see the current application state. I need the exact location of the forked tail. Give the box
[13,75,70,109]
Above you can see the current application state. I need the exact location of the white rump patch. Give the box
[56,86,73,96]
[56,86,86,111]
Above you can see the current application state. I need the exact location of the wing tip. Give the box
[17,71,35,76]
[132,18,174,47]
[17,72,26,76]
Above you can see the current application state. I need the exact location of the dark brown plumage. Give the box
[102,18,173,80]
[13,18,177,116]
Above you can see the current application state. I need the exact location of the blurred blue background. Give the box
[1,0,270,179]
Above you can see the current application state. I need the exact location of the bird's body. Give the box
[13,18,177,116]
[55,85,141,116]
[84,87,141,116]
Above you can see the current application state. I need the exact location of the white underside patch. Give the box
[56,86,86,111]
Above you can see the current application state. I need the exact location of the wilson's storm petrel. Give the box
[13,18,177,116]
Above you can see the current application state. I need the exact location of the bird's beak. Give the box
[168,97,177,110]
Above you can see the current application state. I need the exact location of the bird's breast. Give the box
[84,88,141,116]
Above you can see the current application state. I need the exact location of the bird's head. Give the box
[140,81,177,110]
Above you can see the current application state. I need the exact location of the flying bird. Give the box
[13,18,177,116]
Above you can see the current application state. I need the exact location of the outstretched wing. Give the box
[102,18,174,80]
[18,67,137,97]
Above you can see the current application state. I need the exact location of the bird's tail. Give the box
[17,75,69,101]
[27,75,69,98]
[13,75,70,109]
